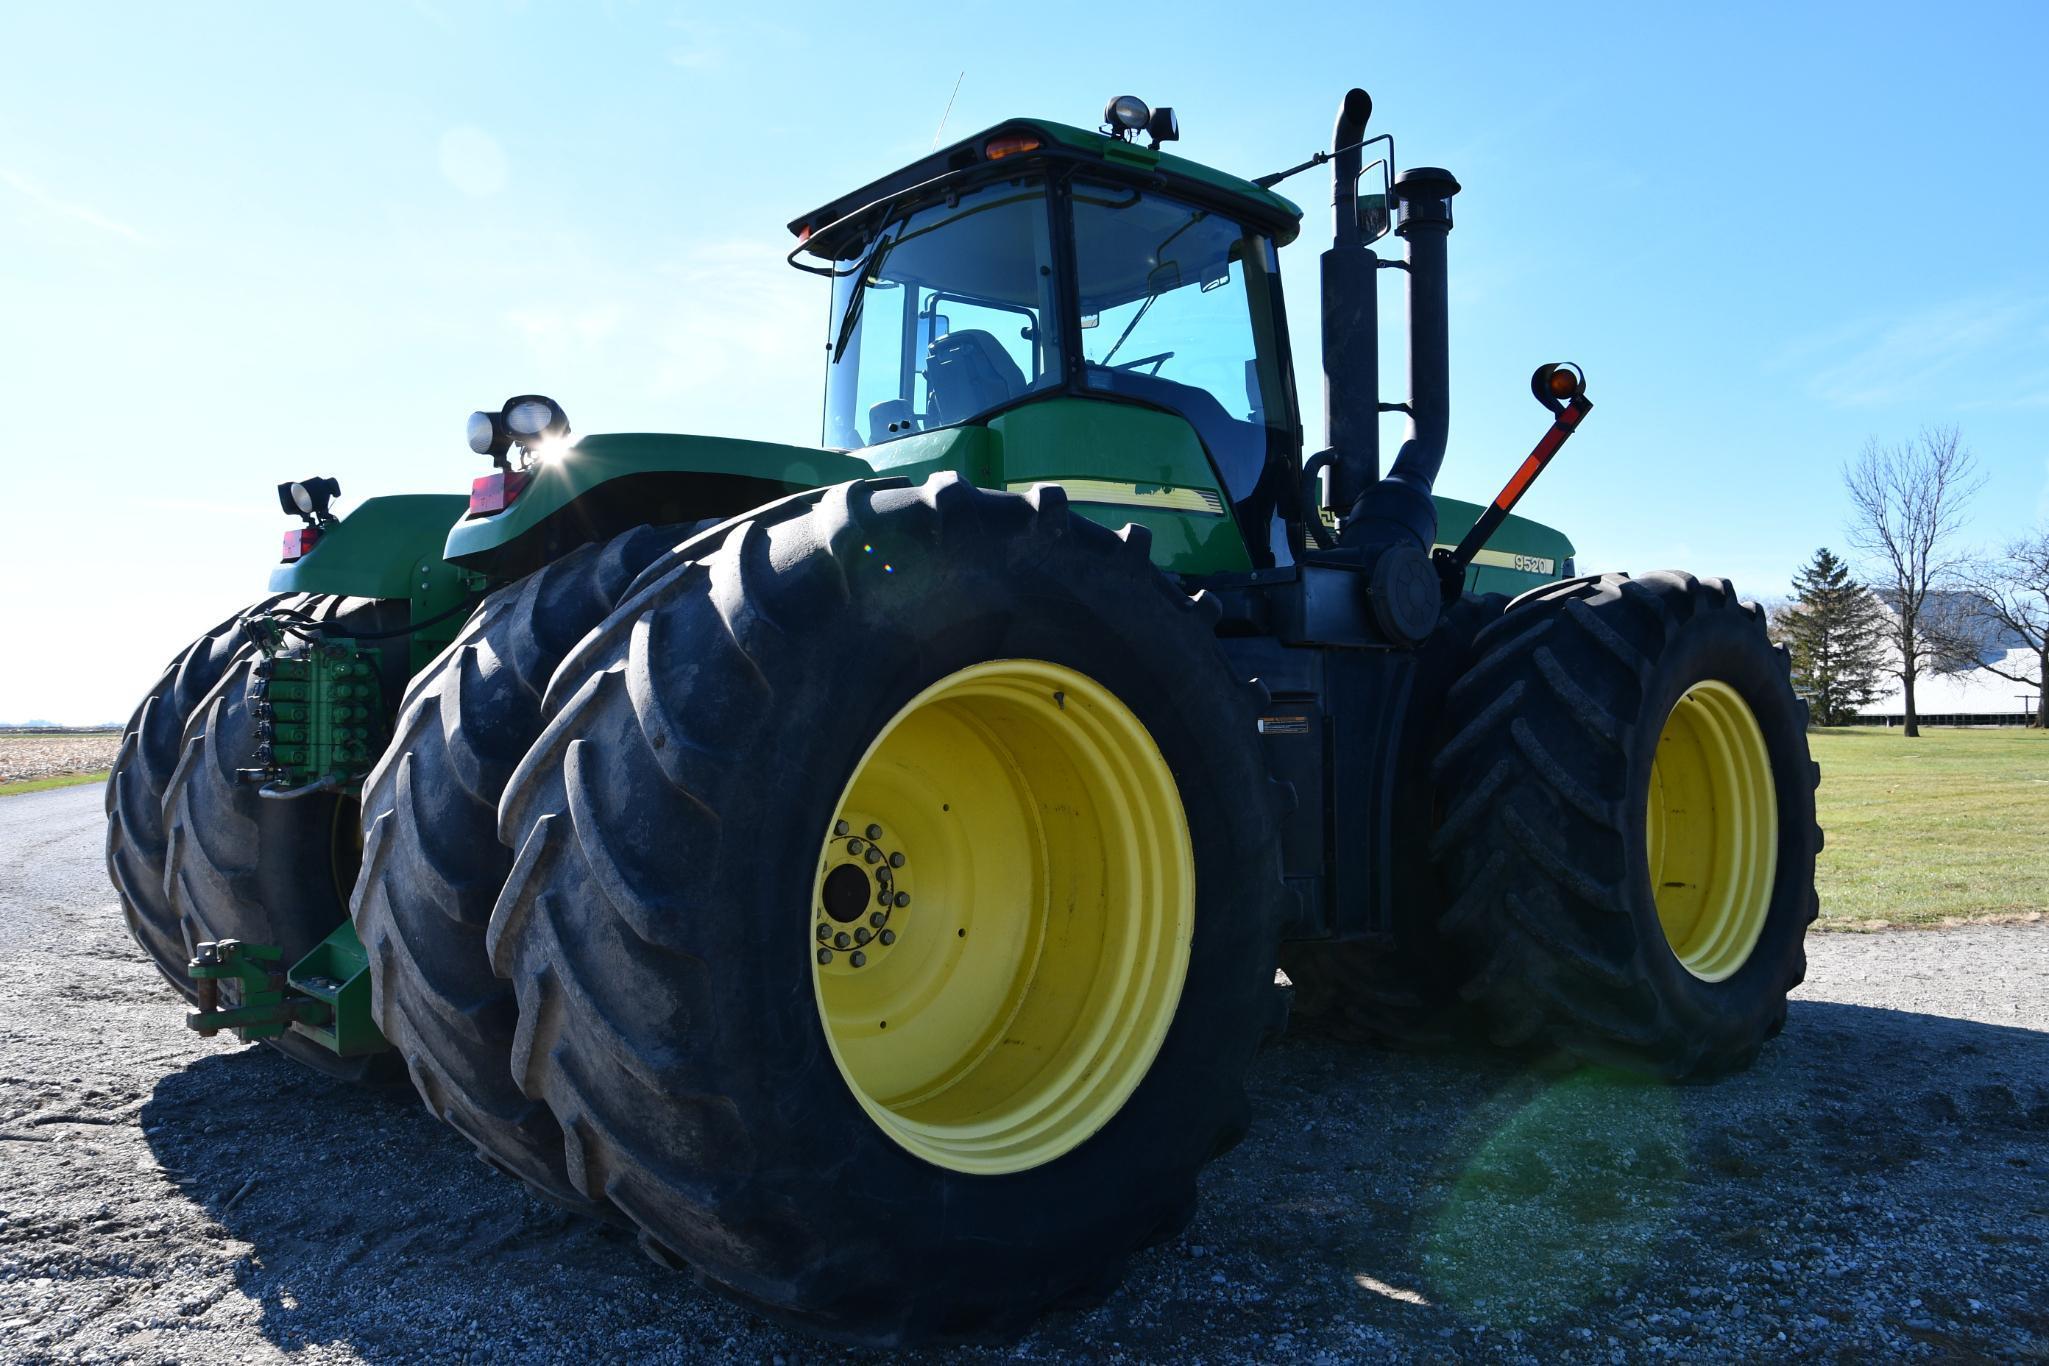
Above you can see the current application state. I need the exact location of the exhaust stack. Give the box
[1319,88,1379,522]
[1343,166,1461,552]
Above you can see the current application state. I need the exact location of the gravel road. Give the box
[2,781,2044,1362]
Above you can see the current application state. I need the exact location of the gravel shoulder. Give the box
[1,782,2044,1362]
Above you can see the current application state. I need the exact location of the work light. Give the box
[276,476,341,520]
[505,396,567,441]
[468,395,570,461]
[467,410,504,457]
[1105,95,1151,134]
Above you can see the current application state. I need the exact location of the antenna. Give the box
[931,71,964,149]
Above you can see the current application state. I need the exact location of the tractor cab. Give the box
[791,110,1308,566]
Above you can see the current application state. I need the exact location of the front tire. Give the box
[1430,572,1820,1078]
[106,596,288,1000]
[353,524,684,1213]
[487,476,1289,1343]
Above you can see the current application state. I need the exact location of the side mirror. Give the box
[1357,158,1393,242]
[915,312,951,357]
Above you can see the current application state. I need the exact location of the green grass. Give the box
[0,769,109,798]
[1811,727,2049,930]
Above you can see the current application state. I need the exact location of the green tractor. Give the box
[107,87,1819,1342]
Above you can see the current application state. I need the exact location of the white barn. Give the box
[1856,592,2041,726]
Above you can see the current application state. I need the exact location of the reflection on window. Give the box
[1071,182,1285,500]
[823,178,1061,450]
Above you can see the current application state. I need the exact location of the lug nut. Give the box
[894,891,910,908]
[835,932,851,949]
[865,847,882,865]
[866,824,883,841]
[879,929,896,946]
[835,820,850,836]
[816,923,831,941]
[847,838,864,855]
[870,911,887,927]
[850,951,867,968]
[877,889,892,907]
[854,927,871,945]
[889,852,905,868]
[817,947,833,964]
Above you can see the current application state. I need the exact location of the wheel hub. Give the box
[815,816,910,972]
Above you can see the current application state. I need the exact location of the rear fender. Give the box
[269,494,470,600]
[443,434,875,578]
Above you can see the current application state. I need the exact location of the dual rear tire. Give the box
[480,477,1288,1341]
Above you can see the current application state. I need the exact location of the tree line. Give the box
[1771,426,2048,736]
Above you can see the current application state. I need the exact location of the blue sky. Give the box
[2,0,2045,722]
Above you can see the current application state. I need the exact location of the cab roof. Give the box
[790,118,1304,256]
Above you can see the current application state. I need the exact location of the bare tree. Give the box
[1842,426,1983,737]
[1958,525,2049,728]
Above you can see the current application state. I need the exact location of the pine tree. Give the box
[1783,547,1890,726]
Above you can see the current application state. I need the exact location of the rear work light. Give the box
[983,133,1042,160]
[281,526,321,562]
[469,468,529,516]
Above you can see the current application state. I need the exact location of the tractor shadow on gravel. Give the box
[137,999,2049,1360]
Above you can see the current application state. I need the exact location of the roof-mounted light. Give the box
[1104,95,1151,138]
[1102,96,1179,150]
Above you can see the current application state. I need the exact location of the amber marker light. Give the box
[984,134,1042,160]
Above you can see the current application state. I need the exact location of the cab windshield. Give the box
[822,177,1062,450]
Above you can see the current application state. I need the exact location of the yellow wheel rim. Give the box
[810,659,1194,1175]
[1645,680,1779,982]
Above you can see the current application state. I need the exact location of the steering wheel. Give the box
[1112,351,1175,376]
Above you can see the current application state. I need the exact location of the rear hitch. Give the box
[186,926,388,1056]
[187,939,329,1042]
[1434,363,1593,600]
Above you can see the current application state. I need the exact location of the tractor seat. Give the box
[925,330,1027,425]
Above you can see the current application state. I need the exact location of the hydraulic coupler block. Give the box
[241,634,385,794]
